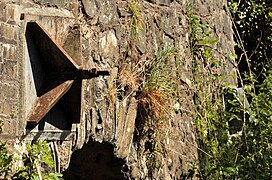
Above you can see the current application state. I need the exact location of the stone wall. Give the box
[0,0,235,179]
[0,2,22,141]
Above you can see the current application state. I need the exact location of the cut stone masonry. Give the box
[0,0,236,179]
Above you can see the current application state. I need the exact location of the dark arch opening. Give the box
[63,140,128,180]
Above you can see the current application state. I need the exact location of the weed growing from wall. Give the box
[187,3,239,179]
[128,0,144,37]
[136,44,178,177]
[0,142,12,179]
[188,1,272,179]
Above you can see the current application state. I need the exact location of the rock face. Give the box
[0,0,235,179]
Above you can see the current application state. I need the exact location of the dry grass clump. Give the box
[139,87,170,124]
[119,65,137,91]
[136,45,178,141]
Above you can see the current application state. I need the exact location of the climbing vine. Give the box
[187,3,232,178]
[188,1,272,179]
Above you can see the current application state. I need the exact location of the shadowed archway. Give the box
[63,140,128,180]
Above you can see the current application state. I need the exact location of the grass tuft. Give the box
[128,0,144,36]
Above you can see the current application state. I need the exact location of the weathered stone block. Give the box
[0,63,2,79]
[99,30,118,59]
[147,0,174,5]
[95,0,118,26]
[0,84,4,103]
[1,84,17,100]
[0,23,18,42]
[82,0,97,18]
[155,10,180,39]
[4,4,21,22]
[33,0,69,8]
[117,1,129,18]
[0,3,5,17]
[0,101,12,115]
[0,43,3,63]
[1,118,16,136]
[3,44,17,60]
[223,13,232,40]
[116,97,137,159]
[1,60,17,80]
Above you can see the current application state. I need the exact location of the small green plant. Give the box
[13,141,62,180]
[0,140,62,179]
[0,142,12,179]
[128,0,144,36]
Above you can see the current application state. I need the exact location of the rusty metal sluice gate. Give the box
[24,21,109,133]
[6,10,113,173]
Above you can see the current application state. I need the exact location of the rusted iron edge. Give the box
[27,80,74,123]
[26,21,110,76]
[27,21,80,69]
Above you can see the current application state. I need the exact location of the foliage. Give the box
[0,141,63,179]
[187,1,272,179]
[128,0,144,36]
[231,70,272,179]
[227,0,272,178]
[0,143,12,179]
[142,45,178,113]
[13,141,62,180]
[187,3,232,179]
[228,0,272,84]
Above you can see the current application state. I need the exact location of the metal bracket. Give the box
[25,21,109,125]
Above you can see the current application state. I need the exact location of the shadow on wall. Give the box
[63,140,128,180]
